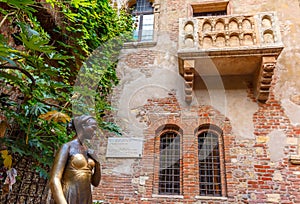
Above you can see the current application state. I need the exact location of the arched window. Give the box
[197,125,225,197]
[130,0,154,41]
[159,130,181,195]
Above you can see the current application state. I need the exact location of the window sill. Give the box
[123,41,157,49]
[152,194,184,199]
[195,196,228,200]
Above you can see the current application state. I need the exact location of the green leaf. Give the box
[0,0,132,176]
[0,56,17,66]
[3,0,36,13]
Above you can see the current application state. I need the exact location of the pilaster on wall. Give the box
[183,60,195,103]
[255,56,277,102]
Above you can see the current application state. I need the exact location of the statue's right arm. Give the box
[49,144,69,204]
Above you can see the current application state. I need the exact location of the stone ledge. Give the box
[151,194,184,199]
[123,41,157,49]
[289,155,300,165]
[93,200,105,203]
[195,196,228,200]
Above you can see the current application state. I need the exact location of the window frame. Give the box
[188,0,231,17]
[158,129,182,195]
[130,0,155,42]
[195,125,227,197]
[153,125,183,196]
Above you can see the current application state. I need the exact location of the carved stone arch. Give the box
[184,21,194,34]
[202,20,212,32]
[243,32,254,45]
[215,33,226,47]
[215,18,225,31]
[242,18,252,30]
[228,18,239,30]
[261,15,272,28]
[184,34,195,48]
[263,29,275,43]
[229,32,240,46]
[202,34,213,48]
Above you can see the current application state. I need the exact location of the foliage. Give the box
[0,0,132,179]
[1,150,12,169]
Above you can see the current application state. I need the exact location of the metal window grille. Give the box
[198,131,222,196]
[159,132,181,195]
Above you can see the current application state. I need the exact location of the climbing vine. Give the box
[0,0,132,191]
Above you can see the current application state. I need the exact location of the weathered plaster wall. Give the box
[233,0,300,126]
[93,0,300,203]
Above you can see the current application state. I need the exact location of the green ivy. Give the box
[0,0,133,177]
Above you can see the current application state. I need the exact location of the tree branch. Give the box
[36,98,61,109]
[0,65,36,88]
[0,11,16,28]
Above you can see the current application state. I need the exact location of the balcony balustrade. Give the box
[178,12,284,103]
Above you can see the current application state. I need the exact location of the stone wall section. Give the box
[92,0,300,203]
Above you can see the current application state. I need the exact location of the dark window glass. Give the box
[194,10,227,17]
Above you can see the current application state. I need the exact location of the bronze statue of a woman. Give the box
[49,115,101,204]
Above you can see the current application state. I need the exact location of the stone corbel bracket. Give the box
[183,60,195,103]
[254,56,277,102]
[289,155,300,165]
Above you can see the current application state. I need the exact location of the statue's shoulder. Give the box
[61,139,79,151]
[59,141,73,152]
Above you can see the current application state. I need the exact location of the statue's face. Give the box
[82,118,98,139]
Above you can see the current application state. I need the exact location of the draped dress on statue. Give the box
[54,153,95,204]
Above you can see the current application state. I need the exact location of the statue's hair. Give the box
[67,115,95,134]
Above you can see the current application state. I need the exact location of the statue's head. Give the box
[68,115,98,140]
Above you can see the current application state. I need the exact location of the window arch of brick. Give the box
[195,124,227,197]
[154,124,183,195]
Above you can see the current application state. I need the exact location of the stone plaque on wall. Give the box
[106,138,143,158]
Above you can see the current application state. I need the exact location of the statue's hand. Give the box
[87,149,100,163]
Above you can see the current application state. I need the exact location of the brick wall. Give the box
[93,0,300,203]
[94,88,300,204]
